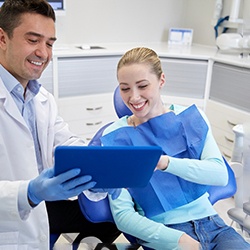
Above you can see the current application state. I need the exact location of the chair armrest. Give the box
[227,207,245,226]
[243,201,250,216]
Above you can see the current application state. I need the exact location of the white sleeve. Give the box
[83,190,107,201]
[0,180,32,221]
[18,181,32,220]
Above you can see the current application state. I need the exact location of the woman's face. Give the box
[118,63,165,123]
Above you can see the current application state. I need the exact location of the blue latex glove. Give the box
[91,188,122,200]
[28,167,96,206]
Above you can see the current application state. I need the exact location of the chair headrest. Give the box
[113,86,132,118]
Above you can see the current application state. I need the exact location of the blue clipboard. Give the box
[54,145,162,188]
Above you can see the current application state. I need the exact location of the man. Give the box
[0,0,120,249]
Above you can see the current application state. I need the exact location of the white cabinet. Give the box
[209,62,250,113]
[57,56,120,97]
[55,56,120,141]
[206,100,250,160]
[160,57,208,109]
[58,93,116,143]
[206,62,250,160]
[38,55,120,141]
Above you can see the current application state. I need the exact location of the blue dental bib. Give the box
[101,104,209,218]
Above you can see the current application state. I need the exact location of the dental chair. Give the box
[243,201,250,234]
[76,86,237,250]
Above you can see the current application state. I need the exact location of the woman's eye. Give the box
[139,85,147,89]
[121,88,130,92]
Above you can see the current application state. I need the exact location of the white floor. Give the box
[55,197,250,249]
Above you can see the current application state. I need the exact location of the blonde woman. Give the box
[101,47,250,250]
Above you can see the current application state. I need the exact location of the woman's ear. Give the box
[159,73,165,89]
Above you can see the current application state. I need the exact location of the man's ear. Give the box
[0,28,8,49]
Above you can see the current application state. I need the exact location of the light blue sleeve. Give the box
[108,189,184,250]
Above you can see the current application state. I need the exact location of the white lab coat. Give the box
[0,78,85,249]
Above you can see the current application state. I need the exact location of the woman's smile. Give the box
[130,101,147,111]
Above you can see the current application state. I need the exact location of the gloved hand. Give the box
[28,167,96,206]
[90,188,122,200]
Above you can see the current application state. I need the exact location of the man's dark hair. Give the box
[0,0,55,38]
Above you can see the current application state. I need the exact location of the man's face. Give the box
[0,13,56,87]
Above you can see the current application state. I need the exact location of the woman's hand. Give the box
[155,155,169,171]
[178,233,201,250]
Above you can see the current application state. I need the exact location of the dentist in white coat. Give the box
[0,0,120,249]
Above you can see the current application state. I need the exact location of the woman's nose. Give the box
[130,89,140,101]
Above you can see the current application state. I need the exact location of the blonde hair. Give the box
[117,47,163,80]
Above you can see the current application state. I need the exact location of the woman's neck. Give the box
[128,105,171,127]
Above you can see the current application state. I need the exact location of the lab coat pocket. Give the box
[0,231,28,249]
[0,231,29,250]
[0,246,28,250]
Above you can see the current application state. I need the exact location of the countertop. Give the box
[53,42,250,68]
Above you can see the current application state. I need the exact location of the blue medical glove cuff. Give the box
[28,181,43,206]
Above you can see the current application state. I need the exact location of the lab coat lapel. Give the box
[34,90,49,166]
[0,80,30,131]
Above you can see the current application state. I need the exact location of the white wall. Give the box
[182,0,216,46]
[55,0,185,45]
[55,0,250,47]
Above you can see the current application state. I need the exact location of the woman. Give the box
[100,47,250,250]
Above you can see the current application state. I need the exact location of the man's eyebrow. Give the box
[25,31,57,42]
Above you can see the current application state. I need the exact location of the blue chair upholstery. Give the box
[207,157,237,205]
[78,189,114,223]
[87,122,113,146]
[113,86,132,118]
[77,86,237,250]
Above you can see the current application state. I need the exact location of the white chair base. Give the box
[227,201,250,236]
